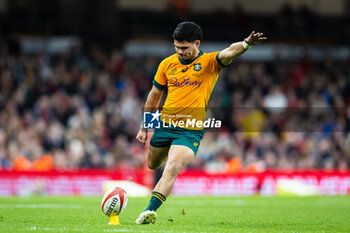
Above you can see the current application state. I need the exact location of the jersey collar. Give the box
[178,50,203,65]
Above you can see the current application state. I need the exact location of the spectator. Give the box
[0,42,349,172]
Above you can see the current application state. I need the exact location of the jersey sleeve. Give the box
[153,59,167,90]
[208,51,229,73]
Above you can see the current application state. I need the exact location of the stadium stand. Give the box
[0,42,349,171]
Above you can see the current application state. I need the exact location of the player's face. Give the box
[174,40,200,60]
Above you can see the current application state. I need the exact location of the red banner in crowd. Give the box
[174,170,350,196]
[1,169,350,196]
[0,169,153,196]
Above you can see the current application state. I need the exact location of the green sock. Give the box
[145,191,166,212]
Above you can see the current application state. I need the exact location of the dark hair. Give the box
[172,21,203,42]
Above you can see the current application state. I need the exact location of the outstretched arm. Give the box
[218,31,267,66]
[136,86,163,144]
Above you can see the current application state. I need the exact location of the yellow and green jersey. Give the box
[153,50,226,130]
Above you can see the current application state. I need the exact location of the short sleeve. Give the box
[153,60,167,90]
[208,51,228,73]
[215,51,230,68]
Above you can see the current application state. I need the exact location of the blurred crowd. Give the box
[0,43,349,172]
[198,54,350,172]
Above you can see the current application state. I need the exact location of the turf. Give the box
[0,196,349,233]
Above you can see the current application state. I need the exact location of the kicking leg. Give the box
[136,145,194,224]
[154,145,194,196]
[135,145,169,224]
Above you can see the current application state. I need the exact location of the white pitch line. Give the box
[232,200,246,205]
[27,227,85,231]
[171,199,246,206]
[103,230,132,232]
[104,230,175,233]
[27,227,174,232]
[0,204,82,208]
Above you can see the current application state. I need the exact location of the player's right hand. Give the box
[136,129,147,145]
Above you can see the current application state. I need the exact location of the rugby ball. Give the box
[101,187,128,216]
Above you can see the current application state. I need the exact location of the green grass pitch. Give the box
[0,196,349,232]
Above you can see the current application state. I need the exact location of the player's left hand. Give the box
[136,128,147,145]
[244,31,267,45]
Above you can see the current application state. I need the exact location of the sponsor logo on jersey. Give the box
[168,77,203,88]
